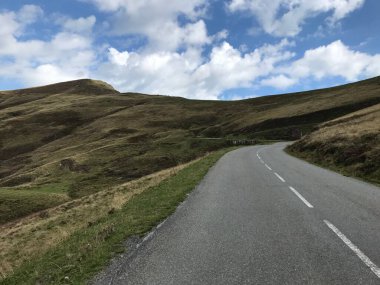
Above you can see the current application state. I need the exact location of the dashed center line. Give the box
[257,149,314,209]
[255,148,380,281]
[324,220,380,279]
[274,172,286,182]
[257,152,312,209]
[289,186,314,208]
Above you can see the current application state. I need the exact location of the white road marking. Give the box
[265,164,272,171]
[256,153,264,163]
[142,231,154,243]
[324,220,380,279]
[288,186,314,208]
[157,219,167,229]
[274,172,285,182]
[137,232,154,248]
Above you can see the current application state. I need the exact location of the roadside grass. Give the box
[1,148,234,284]
[286,145,380,186]
[0,189,68,224]
[0,158,197,279]
[286,104,380,186]
[0,136,230,225]
[67,136,230,199]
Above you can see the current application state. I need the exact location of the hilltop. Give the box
[1,76,380,223]
[1,79,118,96]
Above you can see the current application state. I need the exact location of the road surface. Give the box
[93,143,380,284]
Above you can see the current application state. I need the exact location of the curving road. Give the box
[94,143,380,284]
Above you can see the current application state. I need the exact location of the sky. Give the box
[0,0,380,100]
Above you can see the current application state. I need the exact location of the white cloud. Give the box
[82,0,300,99]
[0,5,43,37]
[96,39,294,99]
[83,0,210,51]
[23,64,76,86]
[0,5,96,86]
[82,0,206,18]
[17,4,43,25]
[182,20,211,46]
[62,15,96,34]
[225,93,260,101]
[0,12,18,37]
[261,75,297,89]
[228,0,365,37]
[51,32,92,51]
[213,29,229,41]
[1,2,379,100]
[284,40,380,81]
[108,48,129,66]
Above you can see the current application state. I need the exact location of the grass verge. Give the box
[1,147,235,284]
[286,145,380,186]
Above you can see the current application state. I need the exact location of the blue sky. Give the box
[0,0,379,100]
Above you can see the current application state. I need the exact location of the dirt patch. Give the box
[59,158,90,173]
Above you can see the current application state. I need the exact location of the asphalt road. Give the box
[93,143,380,285]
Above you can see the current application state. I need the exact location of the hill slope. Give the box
[288,103,380,184]
[1,76,380,223]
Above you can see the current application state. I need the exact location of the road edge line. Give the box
[324,220,380,279]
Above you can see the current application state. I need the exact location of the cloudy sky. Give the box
[1,0,379,100]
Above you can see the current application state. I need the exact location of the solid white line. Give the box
[142,231,154,243]
[288,186,314,208]
[265,164,272,171]
[274,172,285,182]
[156,219,167,229]
[324,220,380,279]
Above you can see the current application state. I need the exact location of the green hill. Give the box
[1,76,380,223]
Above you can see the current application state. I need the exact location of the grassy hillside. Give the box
[1,149,233,282]
[288,103,380,184]
[1,76,380,223]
